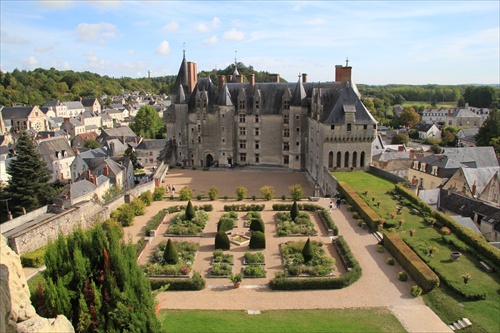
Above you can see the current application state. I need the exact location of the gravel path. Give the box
[125,169,452,333]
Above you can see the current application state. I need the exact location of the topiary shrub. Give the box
[302,238,313,263]
[376,244,385,253]
[217,218,235,233]
[398,271,408,282]
[386,257,395,265]
[411,285,422,297]
[357,219,364,227]
[281,194,287,201]
[249,218,265,233]
[352,212,359,219]
[249,231,266,249]
[153,187,166,201]
[290,201,300,221]
[215,231,230,250]
[163,239,178,264]
[208,186,219,200]
[236,186,247,200]
[185,200,195,221]
[139,190,153,206]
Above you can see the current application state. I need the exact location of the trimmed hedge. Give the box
[272,203,339,236]
[249,231,266,249]
[383,232,439,292]
[217,218,235,233]
[223,204,265,212]
[249,218,265,233]
[20,246,46,268]
[394,184,500,268]
[167,204,213,214]
[337,181,380,230]
[269,235,362,290]
[135,237,148,258]
[145,209,168,236]
[149,272,206,291]
[317,209,339,236]
[215,231,230,250]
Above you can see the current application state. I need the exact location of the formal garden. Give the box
[335,171,500,333]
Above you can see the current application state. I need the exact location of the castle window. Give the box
[240,153,246,162]
[255,154,260,163]
[239,114,246,123]
[198,124,201,131]
[255,141,260,150]
[239,140,246,149]
[283,155,289,164]
[284,128,289,137]
[373,125,376,129]
[255,115,260,123]
[431,166,438,176]
[283,100,290,110]
[198,136,201,143]
[283,142,289,151]
[239,100,245,110]
[331,125,335,130]
[283,115,289,124]
[420,163,426,172]
[255,100,260,109]
[239,127,246,136]
[296,141,300,146]
[255,128,260,136]
[347,123,352,131]
[296,127,300,132]
[296,115,299,120]
[363,125,367,129]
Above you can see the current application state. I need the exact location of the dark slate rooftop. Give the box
[439,189,500,226]
[136,139,168,150]
[441,147,499,168]
[1,106,34,119]
[37,137,74,162]
[412,122,437,132]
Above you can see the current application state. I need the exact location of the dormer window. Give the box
[283,100,290,110]
[420,163,426,172]
[255,100,260,109]
[239,100,245,110]
[347,123,352,131]
[431,166,438,176]
[413,161,419,169]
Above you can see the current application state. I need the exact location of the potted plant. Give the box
[229,272,243,288]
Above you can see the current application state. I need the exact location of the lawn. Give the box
[158,309,407,333]
[334,171,500,332]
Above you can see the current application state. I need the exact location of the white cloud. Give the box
[223,29,245,41]
[202,35,218,45]
[212,17,220,28]
[75,23,117,43]
[128,49,136,55]
[163,22,178,32]
[307,18,327,26]
[23,56,39,68]
[197,23,210,32]
[156,40,171,55]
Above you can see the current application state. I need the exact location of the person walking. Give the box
[171,185,176,196]
[336,198,341,209]
[329,201,334,212]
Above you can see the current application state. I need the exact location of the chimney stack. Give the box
[472,180,477,196]
[104,166,109,176]
[218,75,226,92]
[302,73,307,83]
[335,64,352,88]
[187,61,198,93]
[121,135,125,144]
[236,75,243,83]
[269,74,280,82]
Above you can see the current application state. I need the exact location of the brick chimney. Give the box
[335,64,352,88]
[269,74,280,82]
[104,166,109,176]
[187,61,198,93]
[250,74,255,87]
[218,75,226,92]
[472,180,476,196]
[302,73,307,83]
[236,75,243,83]
[121,135,125,144]
[86,169,91,180]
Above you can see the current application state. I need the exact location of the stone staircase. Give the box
[449,318,472,331]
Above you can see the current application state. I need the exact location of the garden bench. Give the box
[479,261,493,273]
[373,231,383,243]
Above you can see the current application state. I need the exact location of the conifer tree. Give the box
[185,200,195,220]
[302,238,313,263]
[290,201,300,221]
[163,238,178,264]
[4,131,54,217]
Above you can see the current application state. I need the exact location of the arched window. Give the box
[352,151,357,168]
[344,152,349,168]
[360,151,365,167]
[336,152,341,168]
[328,151,334,168]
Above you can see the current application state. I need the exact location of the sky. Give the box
[1,1,499,85]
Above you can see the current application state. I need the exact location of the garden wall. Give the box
[0,205,48,234]
[369,166,406,183]
[321,167,339,198]
[128,181,155,199]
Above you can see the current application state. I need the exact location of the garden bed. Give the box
[243,265,266,278]
[243,252,265,265]
[280,240,335,276]
[209,262,233,277]
[212,249,234,265]
[165,210,209,236]
[275,212,318,236]
[143,241,199,277]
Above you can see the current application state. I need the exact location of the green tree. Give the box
[130,105,164,139]
[124,147,141,169]
[185,200,195,220]
[289,184,304,201]
[441,129,457,147]
[178,186,193,201]
[476,109,500,151]
[463,86,495,108]
[208,186,219,201]
[399,107,420,128]
[391,133,409,145]
[290,201,300,221]
[302,238,313,263]
[236,186,247,201]
[260,185,275,200]
[215,231,230,250]
[35,224,161,332]
[82,139,100,149]
[4,131,54,217]
[163,238,178,264]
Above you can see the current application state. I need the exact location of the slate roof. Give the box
[324,82,377,125]
[461,167,500,195]
[81,98,98,107]
[412,122,437,132]
[103,138,128,155]
[99,126,137,139]
[441,147,499,168]
[450,215,481,234]
[136,139,168,150]
[60,179,97,200]
[439,189,500,224]
[37,136,74,161]
[415,154,465,169]
[1,106,34,119]
[456,128,479,138]
[77,147,109,159]
[64,101,85,110]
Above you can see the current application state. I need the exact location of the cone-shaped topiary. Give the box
[249,218,265,233]
[290,201,300,221]
[215,231,230,250]
[185,200,195,221]
[249,231,266,249]
[302,238,313,263]
[217,218,234,233]
[163,238,178,264]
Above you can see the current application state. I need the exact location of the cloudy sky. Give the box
[1,1,499,85]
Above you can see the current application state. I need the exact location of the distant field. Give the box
[158,309,407,333]
[402,101,457,108]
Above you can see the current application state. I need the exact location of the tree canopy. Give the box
[130,105,165,139]
[475,109,500,153]
[399,107,420,128]
[3,131,54,218]
[463,86,496,108]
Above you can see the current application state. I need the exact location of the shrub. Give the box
[386,257,395,265]
[208,186,219,201]
[352,212,359,219]
[281,194,287,200]
[163,239,178,264]
[440,226,451,235]
[153,187,166,201]
[139,190,153,206]
[243,265,266,278]
[202,204,213,212]
[130,198,146,216]
[145,209,168,236]
[411,285,422,297]
[236,186,247,200]
[260,186,275,200]
[179,186,193,201]
[215,231,230,250]
[398,271,408,282]
[217,218,235,233]
[376,245,385,253]
[249,231,266,249]
[302,238,313,263]
[149,272,205,291]
[196,194,203,200]
[289,184,304,201]
[337,182,380,230]
[252,195,256,201]
[185,200,195,221]
[357,219,364,227]
[111,203,135,226]
[21,247,46,267]
[290,201,300,221]
[249,218,265,233]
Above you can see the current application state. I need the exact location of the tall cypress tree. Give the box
[5,131,54,217]
[476,109,500,150]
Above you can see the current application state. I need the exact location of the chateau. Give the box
[165,53,377,188]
